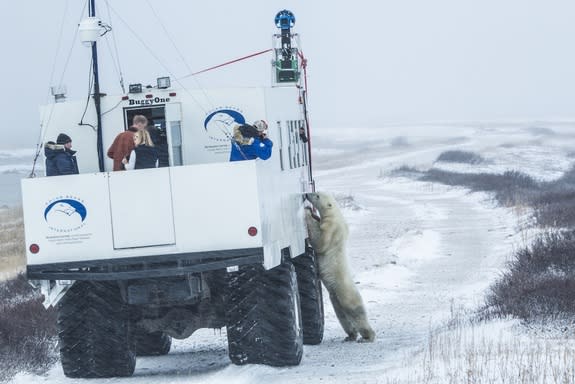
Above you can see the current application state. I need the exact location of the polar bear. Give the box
[305,192,375,343]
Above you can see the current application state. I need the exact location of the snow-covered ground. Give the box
[11,122,575,383]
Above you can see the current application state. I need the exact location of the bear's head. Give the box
[305,192,337,216]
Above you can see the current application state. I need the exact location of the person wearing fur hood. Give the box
[229,120,273,161]
[44,133,79,176]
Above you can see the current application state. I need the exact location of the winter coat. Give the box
[107,127,137,171]
[124,145,159,170]
[44,142,79,176]
[134,145,159,169]
[229,136,273,161]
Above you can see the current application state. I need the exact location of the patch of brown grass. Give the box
[0,207,25,279]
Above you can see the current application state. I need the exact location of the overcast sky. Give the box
[1,0,575,148]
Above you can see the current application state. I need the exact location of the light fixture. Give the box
[129,83,143,93]
[78,17,102,47]
[157,76,171,89]
[50,85,67,103]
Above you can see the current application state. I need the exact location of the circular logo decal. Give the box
[204,109,246,142]
[44,199,87,232]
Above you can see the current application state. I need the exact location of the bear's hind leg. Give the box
[334,285,376,343]
[328,291,358,341]
[355,314,376,343]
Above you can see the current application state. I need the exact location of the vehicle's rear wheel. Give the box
[134,329,172,356]
[226,261,303,366]
[293,244,324,345]
[58,281,136,378]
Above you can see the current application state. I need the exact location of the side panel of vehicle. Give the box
[22,162,262,266]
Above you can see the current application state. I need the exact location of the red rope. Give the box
[296,50,315,190]
[179,49,273,79]
[297,51,308,93]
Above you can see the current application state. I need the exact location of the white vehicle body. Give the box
[23,85,313,300]
[21,9,322,375]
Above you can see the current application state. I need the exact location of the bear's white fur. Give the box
[305,192,375,342]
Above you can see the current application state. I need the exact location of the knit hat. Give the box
[253,120,268,132]
[56,133,72,145]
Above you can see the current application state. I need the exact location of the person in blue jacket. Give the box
[44,133,79,176]
[229,120,273,161]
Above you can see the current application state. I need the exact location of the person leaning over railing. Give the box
[229,120,273,161]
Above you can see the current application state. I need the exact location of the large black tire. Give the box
[134,329,172,356]
[58,281,136,378]
[293,245,324,345]
[226,262,303,366]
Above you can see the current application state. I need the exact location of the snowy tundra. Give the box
[11,122,575,383]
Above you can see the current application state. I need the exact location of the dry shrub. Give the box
[532,190,575,228]
[435,150,485,164]
[487,231,575,320]
[421,169,539,206]
[0,274,58,381]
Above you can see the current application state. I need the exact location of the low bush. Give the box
[0,274,58,381]
[487,231,575,320]
[532,190,575,228]
[421,169,539,206]
[389,165,422,178]
[435,150,485,164]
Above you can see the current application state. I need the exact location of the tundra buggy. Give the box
[22,8,323,378]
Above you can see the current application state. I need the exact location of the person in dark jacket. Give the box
[122,130,158,170]
[44,133,79,176]
[229,120,273,161]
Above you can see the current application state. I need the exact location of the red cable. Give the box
[179,49,273,79]
[297,51,308,93]
[296,50,315,190]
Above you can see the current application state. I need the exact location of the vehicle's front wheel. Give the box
[226,261,303,366]
[58,281,136,378]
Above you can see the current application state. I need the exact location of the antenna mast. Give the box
[89,0,105,172]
